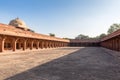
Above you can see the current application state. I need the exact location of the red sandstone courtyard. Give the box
[1,0,120,80]
[0,47,120,80]
[0,18,119,80]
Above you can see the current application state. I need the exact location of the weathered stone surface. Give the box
[0,47,119,80]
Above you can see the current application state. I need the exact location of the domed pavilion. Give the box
[9,18,29,30]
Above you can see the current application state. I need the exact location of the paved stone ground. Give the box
[0,47,120,80]
[0,47,80,80]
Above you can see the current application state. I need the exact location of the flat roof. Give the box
[0,23,69,42]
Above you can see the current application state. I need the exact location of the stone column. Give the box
[44,41,47,48]
[37,41,39,49]
[118,36,120,51]
[52,42,54,48]
[48,41,51,48]
[39,41,42,49]
[55,42,58,48]
[116,37,119,51]
[52,42,55,48]
[55,42,57,47]
[113,39,115,50]
[30,40,33,50]
[54,42,56,48]
[13,38,18,51]
[58,42,60,47]
[0,37,5,52]
[45,41,47,48]
[48,42,50,48]
[41,41,44,49]
[63,43,65,47]
[23,40,27,51]
[51,42,53,48]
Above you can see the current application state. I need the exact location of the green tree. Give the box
[49,33,55,37]
[98,33,106,39]
[63,38,70,40]
[75,34,89,39]
[91,33,106,39]
[107,23,120,34]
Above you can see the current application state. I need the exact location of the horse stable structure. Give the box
[0,18,120,53]
[0,18,69,52]
[69,39,100,47]
[69,29,120,52]
[100,29,120,51]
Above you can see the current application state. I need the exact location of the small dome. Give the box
[9,18,29,29]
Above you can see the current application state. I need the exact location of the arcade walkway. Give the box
[0,47,120,80]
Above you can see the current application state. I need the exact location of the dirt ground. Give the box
[0,47,120,80]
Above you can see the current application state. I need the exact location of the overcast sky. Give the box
[0,0,120,38]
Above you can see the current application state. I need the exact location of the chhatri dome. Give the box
[9,18,29,30]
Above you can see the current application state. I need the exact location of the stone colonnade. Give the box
[0,35,68,52]
[69,42,100,47]
[100,36,120,51]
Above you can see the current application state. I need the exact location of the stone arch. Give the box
[39,40,43,49]
[26,39,31,50]
[54,42,57,48]
[33,40,37,49]
[39,40,48,49]
[47,41,50,48]
[50,42,53,48]
[16,38,24,50]
[44,41,48,48]
[51,42,54,48]
[2,36,19,52]
[4,36,14,51]
[32,40,39,49]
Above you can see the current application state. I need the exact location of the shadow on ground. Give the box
[6,47,120,80]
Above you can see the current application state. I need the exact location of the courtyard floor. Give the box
[0,47,120,80]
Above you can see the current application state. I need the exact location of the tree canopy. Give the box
[98,33,106,39]
[49,33,55,37]
[75,33,107,40]
[107,23,120,34]
[75,34,89,39]
[75,23,120,39]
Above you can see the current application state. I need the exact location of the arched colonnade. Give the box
[0,35,68,52]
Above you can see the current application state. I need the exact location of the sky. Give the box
[0,0,120,38]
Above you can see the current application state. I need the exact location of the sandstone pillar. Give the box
[45,41,47,48]
[0,37,5,52]
[13,38,18,51]
[30,40,33,50]
[23,40,27,51]
[36,41,39,49]
[41,41,44,49]
[119,37,120,51]
[39,41,43,49]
